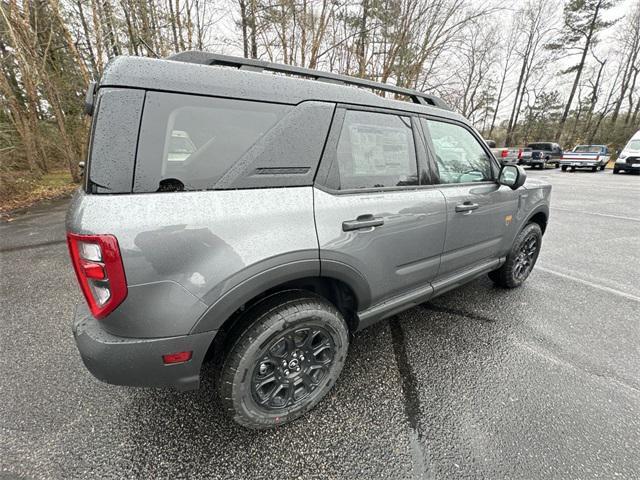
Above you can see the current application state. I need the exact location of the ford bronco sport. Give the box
[67,52,551,429]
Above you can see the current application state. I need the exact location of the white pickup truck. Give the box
[560,145,610,172]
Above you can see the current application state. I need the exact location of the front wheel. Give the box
[219,291,349,429]
[489,222,542,288]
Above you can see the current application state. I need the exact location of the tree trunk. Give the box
[239,0,249,57]
[555,0,601,142]
[167,0,180,52]
[357,0,368,77]
[76,0,98,75]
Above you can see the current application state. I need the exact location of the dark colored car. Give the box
[524,142,563,169]
[67,52,551,429]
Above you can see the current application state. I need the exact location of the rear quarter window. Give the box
[134,92,290,192]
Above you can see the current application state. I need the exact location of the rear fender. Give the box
[190,257,372,334]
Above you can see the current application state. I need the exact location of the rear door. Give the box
[314,107,447,309]
[421,118,519,278]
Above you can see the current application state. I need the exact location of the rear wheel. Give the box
[219,291,349,429]
[488,223,542,288]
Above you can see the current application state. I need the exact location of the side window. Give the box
[328,110,418,190]
[422,119,493,184]
[135,92,290,191]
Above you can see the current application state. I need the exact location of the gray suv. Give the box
[67,52,551,429]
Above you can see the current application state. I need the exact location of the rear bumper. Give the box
[560,160,599,168]
[500,158,519,165]
[614,163,640,171]
[520,159,544,165]
[72,304,216,391]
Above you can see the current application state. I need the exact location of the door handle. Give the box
[342,214,384,231]
[455,202,479,213]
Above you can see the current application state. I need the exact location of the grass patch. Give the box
[0,169,78,218]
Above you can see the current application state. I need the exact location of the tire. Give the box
[561,165,568,172]
[591,166,597,172]
[599,164,605,171]
[219,291,349,429]
[613,168,619,174]
[555,162,560,168]
[488,222,542,288]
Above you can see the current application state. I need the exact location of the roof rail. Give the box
[167,51,450,111]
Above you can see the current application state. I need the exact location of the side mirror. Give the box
[499,165,526,190]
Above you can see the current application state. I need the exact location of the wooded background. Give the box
[1,0,639,200]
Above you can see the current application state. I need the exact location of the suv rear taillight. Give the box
[67,233,127,319]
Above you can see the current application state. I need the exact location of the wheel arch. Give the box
[525,207,549,235]
[193,260,371,362]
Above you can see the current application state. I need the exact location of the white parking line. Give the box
[550,207,640,223]
[536,266,640,303]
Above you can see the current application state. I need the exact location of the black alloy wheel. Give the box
[512,233,538,282]
[219,291,349,429]
[488,222,542,288]
[251,326,336,410]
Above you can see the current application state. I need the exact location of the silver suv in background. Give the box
[67,52,551,429]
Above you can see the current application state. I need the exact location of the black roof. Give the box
[99,53,462,123]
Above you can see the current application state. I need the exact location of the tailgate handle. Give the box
[455,202,479,213]
[342,214,384,231]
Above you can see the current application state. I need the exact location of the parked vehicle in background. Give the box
[561,145,610,172]
[614,130,640,174]
[490,146,533,166]
[524,142,563,169]
[67,52,551,429]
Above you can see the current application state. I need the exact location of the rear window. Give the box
[528,143,552,150]
[134,92,290,192]
[573,145,603,153]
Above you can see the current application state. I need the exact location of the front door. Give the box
[314,108,447,308]
[421,118,518,278]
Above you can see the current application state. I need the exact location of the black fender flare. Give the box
[523,204,549,234]
[190,256,371,334]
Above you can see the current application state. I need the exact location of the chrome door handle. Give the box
[342,214,384,231]
[455,202,479,213]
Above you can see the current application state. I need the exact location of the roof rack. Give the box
[167,51,450,110]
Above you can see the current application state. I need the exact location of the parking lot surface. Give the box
[1,168,639,479]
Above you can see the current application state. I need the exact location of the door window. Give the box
[422,119,493,184]
[328,110,418,190]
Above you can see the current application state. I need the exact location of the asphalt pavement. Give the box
[1,168,639,479]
